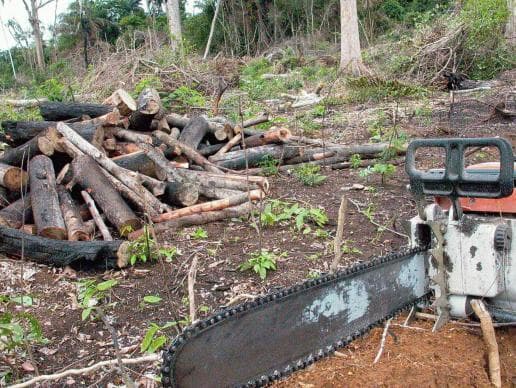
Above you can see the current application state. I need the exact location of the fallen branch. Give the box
[470,299,502,388]
[9,354,159,388]
[373,317,392,364]
[81,191,113,241]
[188,255,199,323]
[330,197,348,273]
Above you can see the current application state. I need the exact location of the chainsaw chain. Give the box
[161,245,429,387]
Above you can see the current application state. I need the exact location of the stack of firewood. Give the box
[0,88,393,269]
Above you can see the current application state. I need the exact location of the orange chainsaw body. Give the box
[435,162,516,214]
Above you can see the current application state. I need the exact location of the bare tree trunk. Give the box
[507,0,516,46]
[26,0,46,69]
[339,0,362,75]
[166,0,182,51]
[203,0,222,59]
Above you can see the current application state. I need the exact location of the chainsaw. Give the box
[161,137,516,388]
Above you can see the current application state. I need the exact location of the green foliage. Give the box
[260,200,328,234]
[134,76,163,95]
[346,77,428,103]
[350,154,362,169]
[239,249,280,280]
[191,227,208,240]
[360,163,397,184]
[165,86,206,110]
[258,155,280,176]
[143,295,162,305]
[311,104,326,117]
[127,226,179,265]
[298,115,322,135]
[0,105,41,122]
[127,226,155,265]
[460,0,513,79]
[294,164,327,187]
[35,78,72,102]
[341,240,363,255]
[141,321,177,353]
[307,270,321,279]
[76,278,118,320]
[0,312,48,352]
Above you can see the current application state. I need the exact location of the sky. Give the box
[0,0,199,50]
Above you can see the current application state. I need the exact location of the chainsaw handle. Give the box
[405,137,514,199]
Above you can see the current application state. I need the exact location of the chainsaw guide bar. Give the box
[161,246,429,387]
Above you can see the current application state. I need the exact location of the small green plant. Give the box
[311,104,326,117]
[341,241,363,255]
[143,295,162,305]
[191,227,208,240]
[76,279,118,320]
[350,154,362,169]
[259,200,328,233]
[35,78,71,102]
[239,249,281,280]
[298,115,322,135]
[294,164,327,187]
[314,228,330,239]
[345,76,428,103]
[166,86,206,109]
[307,270,321,279]
[0,312,48,352]
[259,155,280,176]
[372,163,397,184]
[363,204,376,222]
[127,226,155,265]
[141,321,177,353]
[134,76,163,95]
[158,246,180,263]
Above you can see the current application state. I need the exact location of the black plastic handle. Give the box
[405,138,514,199]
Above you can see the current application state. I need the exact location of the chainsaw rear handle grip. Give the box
[405,137,514,199]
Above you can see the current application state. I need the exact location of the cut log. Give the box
[114,129,153,144]
[114,142,142,156]
[199,186,242,200]
[39,102,112,121]
[3,98,48,107]
[243,127,291,148]
[166,113,228,141]
[56,185,90,241]
[0,196,32,228]
[0,163,28,191]
[179,116,211,149]
[153,131,223,173]
[56,122,168,214]
[103,89,137,116]
[112,151,160,179]
[129,202,252,240]
[284,143,392,165]
[1,112,119,146]
[0,225,129,268]
[0,127,60,167]
[99,169,154,217]
[152,189,263,223]
[163,181,199,207]
[71,155,141,235]
[209,144,299,169]
[81,190,113,241]
[199,143,240,156]
[29,155,66,240]
[129,88,162,131]
[0,187,9,208]
[213,133,242,157]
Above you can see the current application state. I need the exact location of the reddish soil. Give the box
[1,82,515,386]
[276,317,516,388]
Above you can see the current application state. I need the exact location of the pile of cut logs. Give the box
[0,88,394,269]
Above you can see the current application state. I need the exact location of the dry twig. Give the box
[188,255,199,323]
[373,318,392,364]
[330,196,348,273]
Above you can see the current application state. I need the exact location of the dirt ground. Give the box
[1,80,515,386]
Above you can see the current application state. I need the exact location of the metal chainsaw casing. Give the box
[409,210,515,316]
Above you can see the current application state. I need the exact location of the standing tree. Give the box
[339,0,362,75]
[21,0,54,69]
[166,0,182,51]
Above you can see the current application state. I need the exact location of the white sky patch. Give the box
[0,0,198,50]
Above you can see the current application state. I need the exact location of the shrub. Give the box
[166,86,206,109]
[134,76,163,95]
